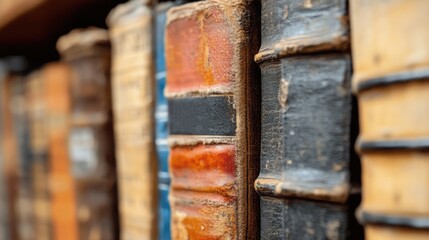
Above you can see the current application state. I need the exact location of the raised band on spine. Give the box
[254,41,349,64]
[254,178,349,203]
[359,211,429,229]
[358,139,429,151]
[356,69,429,93]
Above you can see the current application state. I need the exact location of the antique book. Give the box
[155,3,195,238]
[11,75,35,240]
[57,28,118,240]
[351,0,429,239]
[254,0,362,239]
[26,70,51,240]
[43,63,79,240]
[155,1,175,240]
[165,0,261,238]
[0,59,29,240]
[1,73,21,240]
[0,66,9,240]
[107,1,158,239]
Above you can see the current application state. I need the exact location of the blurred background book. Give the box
[0,1,125,240]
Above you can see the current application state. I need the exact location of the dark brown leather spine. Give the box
[57,28,118,240]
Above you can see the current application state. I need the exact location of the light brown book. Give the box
[107,0,157,239]
[351,0,429,239]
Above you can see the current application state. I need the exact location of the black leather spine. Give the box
[255,0,362,239]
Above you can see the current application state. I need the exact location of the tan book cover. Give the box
[107,0,157,239]
[351,0,429,239]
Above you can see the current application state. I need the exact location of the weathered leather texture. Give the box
[255,0,362,239]
[59,28,118,240]
[256,0,349,63]
[261,197,351,239]
[166,0,261,239]
[257,55,352,199]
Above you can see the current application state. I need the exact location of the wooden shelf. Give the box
[0,0,46,29]
[0,0,124,60]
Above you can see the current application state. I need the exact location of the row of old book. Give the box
[1,0,428,239]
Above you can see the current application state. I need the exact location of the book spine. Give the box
[58,29,118,240]
[11,76,35,240]
[1,74,19,240]
[155,2,174,240]
[44,63,79,240]
[108,1,158,239]
[26,71,52,240]
[351,0,429,238]
[165,0,260,239]
[0,71,9,240]
[254,0,362,239]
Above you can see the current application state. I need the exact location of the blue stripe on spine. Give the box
[155,2,174,239]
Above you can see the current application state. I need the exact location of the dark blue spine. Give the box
[155,2,174,239]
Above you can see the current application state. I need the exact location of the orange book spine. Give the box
[44,63,79,240]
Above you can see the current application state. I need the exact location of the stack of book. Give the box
[2,0,429,239]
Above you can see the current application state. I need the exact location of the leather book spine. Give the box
[107,1,158,239]
[44,63,79,240]
[1,74,20,240]
[351,0,429,239]
[26,71,52,240]
[11,76,35,240]
[57,28,118,240]
[165,0,261,239]
[254,0,362,239]
[0,70,9,240]
[155,2,174,240]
